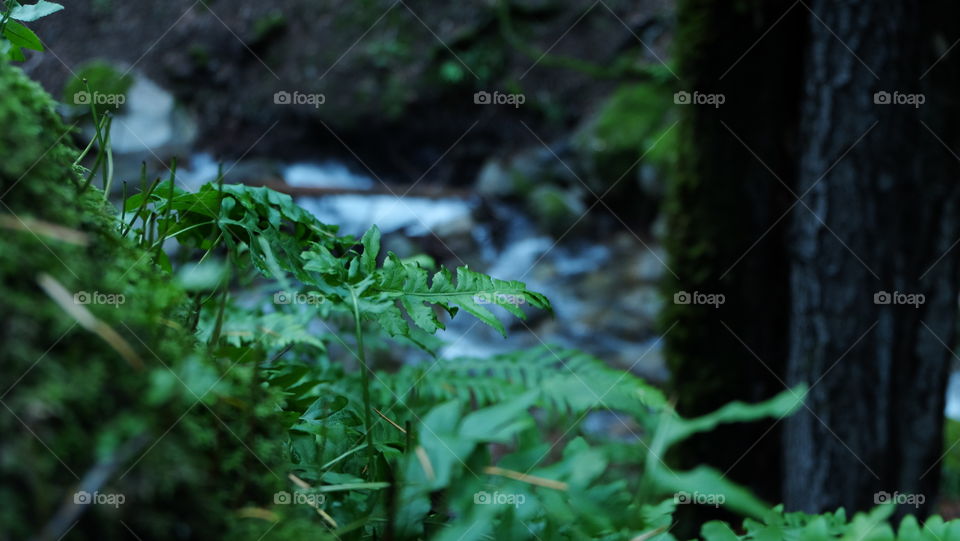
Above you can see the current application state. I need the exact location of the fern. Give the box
[300,225,551,350]
[141,182,550,352]
[375,346,667,418]
[124,181,348,278]
[200,309,327,352]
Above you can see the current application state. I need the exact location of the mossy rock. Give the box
[0,61,316,540]
[574,81,678,196]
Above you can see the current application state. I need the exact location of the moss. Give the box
[188,43,212,68]
[0,62,312,539]
[252,11,287,44]
[529,184,583,233]
[578,82,674,176]
[573,80,678,223]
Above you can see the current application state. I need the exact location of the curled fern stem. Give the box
[350,287,376,473]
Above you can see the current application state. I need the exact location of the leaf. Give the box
[702,521,741,541]
[655,385,807,449]
[651,464,773,520]
[375,259,551,339]
[459,390,537,441]
[3,21,43,52]
[360,225,380,274]
[377,346,667,419]
[8,44,25,61]
[10,1,64,22]
[645,386,807,519]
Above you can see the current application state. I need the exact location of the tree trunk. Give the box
[663,0,804,507]
[784,0,960,514]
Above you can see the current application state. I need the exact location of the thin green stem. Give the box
[350,287,375,473]
[322,443,369,471]
[155,159,177,257]
[121,175,160,238]
[146,220,215,251]
[72,128,99,168]
[101,115,114,198]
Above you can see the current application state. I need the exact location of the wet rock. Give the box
[475,159,512,198]
[110,75,197,155]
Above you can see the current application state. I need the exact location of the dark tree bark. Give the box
[784,0,960,514]
[663,0,804,506]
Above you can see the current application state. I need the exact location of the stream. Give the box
[114,75,960,421]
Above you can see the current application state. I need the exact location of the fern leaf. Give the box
[376,346,666,420]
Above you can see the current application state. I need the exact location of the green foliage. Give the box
[0,54,800,536]
[942,418,960,499]
[686,504,960,541]
[0,59,308,540]
[377,346,668,416]
[0,1,61,60]
[2,5,954,540]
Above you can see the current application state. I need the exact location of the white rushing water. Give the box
[947,372,960,421]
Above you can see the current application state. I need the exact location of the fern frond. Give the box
[376,346,666,419]
[201,309,326,352]
[301,225,551,350]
